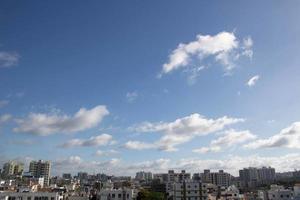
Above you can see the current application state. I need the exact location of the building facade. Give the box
[29,160,51,186]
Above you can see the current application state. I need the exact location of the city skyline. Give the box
[1,1,300,176]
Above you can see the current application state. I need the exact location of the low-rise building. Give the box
[98,188,137,200]
[267,185,293,200]
[0,192,63,200]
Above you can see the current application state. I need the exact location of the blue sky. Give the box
[1,0,300,176]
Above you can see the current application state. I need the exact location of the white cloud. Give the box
[13,105,109,136]
[161,32,253,76]
[211,129,257,146]
[126,113,244,151]
[192,146,222,154]
[247,75,260,87]
[241,37,253,58]
[184,66,206,85]
[124,141,155,150]
[0,52,19,68]
[0,100,9,108]
[60,134,113,148]
[0,114,12,123]
[175,153,300,176]
[193,129,257,154]
[126,91,138,103]
[3,153,300,177]
[244,122,300,149]
[52,156,121,175]
[95,149,119,157]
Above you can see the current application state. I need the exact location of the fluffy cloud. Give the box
[244,122,300,149]
[126,91,138,103]
[0,52,19,68]
[160,32,253,76]
[247,75,260,87]
[59,134,114,148]
[13,105,109,136]
[193,129,257,154]
[126,113,244,151]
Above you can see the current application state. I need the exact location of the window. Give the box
[112,194,115,198]
[118,194,121,198]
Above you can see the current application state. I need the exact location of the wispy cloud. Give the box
[0,51,19,68]
[95,149,119,157]
[0,100,9,108]
[13,105,109,136]
[59,134,114,148]
[0,114,12,124]
[126,91,138,103]
[247,75,260,87]
[193,129,257,154]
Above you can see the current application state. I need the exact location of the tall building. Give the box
[62,173,72,179]
[257,167,275,183]
[135,171,153,182]
[239,167,275,188]
[167,180,208,200]
[2,161,24,177]
[201,169,232,187]
[153,170,191,183]
[29,160,51,186]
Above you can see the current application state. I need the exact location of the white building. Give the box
[98,188,137,200]
[220,185,241,200]
[294,184,300,200]
[267,185,293,200]
[0,192,63,200]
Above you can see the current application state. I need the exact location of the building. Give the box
[0,192,63,200]
[29,160,51,186]
[267,185,293,200]
[239,167,259,188]
[153,170,191,183]
[239,167,275,188]
[220,185,241,200]
[2,161,24,177]
[257,167,275,184]
[62,173,72,179]
[77,172,88,180]
[167,180,208,200]
[201,170,232,187]
[135,171,152,182]
[294,184,300,200]
[98,188,137,200]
